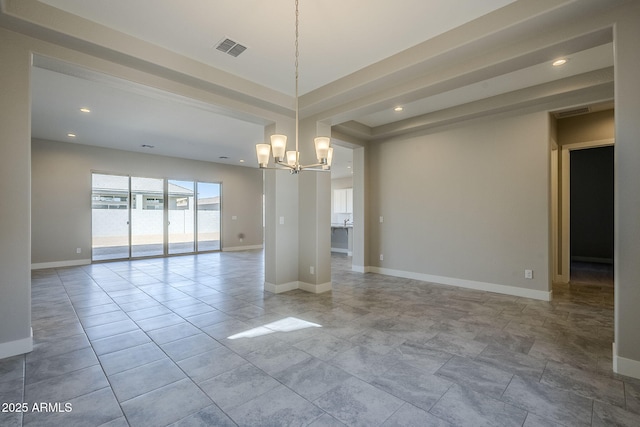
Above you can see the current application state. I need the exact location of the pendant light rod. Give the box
[255,0,333,174]
[294,0,300,158]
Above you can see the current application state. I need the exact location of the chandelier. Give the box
[255,0,333,174]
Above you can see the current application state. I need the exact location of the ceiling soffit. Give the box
[297,0,617,119]
[0,0,294,115]
[1,0,621,153]
[334,68,615,142]
[298,23,613,127]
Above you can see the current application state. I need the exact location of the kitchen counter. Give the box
[331,224,352,255]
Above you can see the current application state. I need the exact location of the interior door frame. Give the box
[556,138,615,283]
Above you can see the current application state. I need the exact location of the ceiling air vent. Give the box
[215,37,247,57]
[554,107,591,119]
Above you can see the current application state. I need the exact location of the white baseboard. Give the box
[31,248,264,268]
[613,342,640,379]
[299,281,332,294]
[31,259,91,270]
[223,245,263,252]
[265,280,332,294]
[264,281,299,294]
[369,266,552,301]
[352,265,370,273]
[0,328,33,359]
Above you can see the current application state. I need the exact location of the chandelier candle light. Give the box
[256,0,333,174]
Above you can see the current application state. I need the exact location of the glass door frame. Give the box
[195,181,222,253]
[91,172,223,262]
[130,176,166,258]
[91,172,132,262]
[168,179,196,255]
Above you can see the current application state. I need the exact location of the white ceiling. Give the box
[37,0,517,95]
[23,0,615,179]
[31,66,266,164]
[357,43,614,128]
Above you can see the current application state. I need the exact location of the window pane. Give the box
[131,177,164,257]
[92,173,129,261]
[168,180,195,254]
[197,182,221,251]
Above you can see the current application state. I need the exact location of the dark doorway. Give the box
[569,146,614,286]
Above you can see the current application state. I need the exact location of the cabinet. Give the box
[333,188,353,213]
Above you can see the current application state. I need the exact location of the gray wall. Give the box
[1,0,640,378]
[614,3,640,371]
[558,110,615,145]
[0,27,32,357]
[367,112,551,296]
[31,139,263,265]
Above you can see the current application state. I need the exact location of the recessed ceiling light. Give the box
[394,106,404,112]
[67,133,76,138]
[239,159,245,163]
[141,144,154,148]
[79,107,91,113]
[552,58,568,67]
[347,166,351,169]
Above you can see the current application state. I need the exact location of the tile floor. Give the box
[1,251,640,426]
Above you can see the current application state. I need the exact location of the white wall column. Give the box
[263,168,300,293]
[613,1,640,379]
[263,122,301,293]
[297,169,332,293]
[294,119,332,293]
[0,30,33,358]
[262,118,331,293]
[351,146,367,272]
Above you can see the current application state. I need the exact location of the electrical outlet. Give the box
[379,216,384,223]
[524,269,533,279]
[310,266,315,275]
[76,247,81,254]
[380,254,384,261]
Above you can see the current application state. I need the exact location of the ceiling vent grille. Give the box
[554,107,591,119]
[215,37,247,57]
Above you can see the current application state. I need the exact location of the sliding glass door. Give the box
[131,177,164,258]
[91,173,221,261]
[197,182,221,251]
[91,174,130,261]
[168,180,195,254]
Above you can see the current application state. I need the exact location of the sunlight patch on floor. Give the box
[227,317,322,340]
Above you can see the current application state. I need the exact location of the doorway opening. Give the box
[555,139,615,286]
[329,143,365,272]
[552,107,615,287]
[330,145,354,265]
[569,146,614,286]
